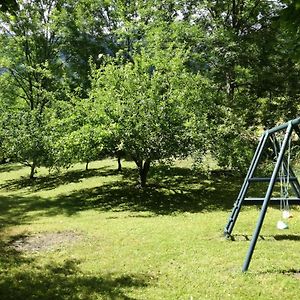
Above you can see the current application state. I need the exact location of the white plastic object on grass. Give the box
[282,210,293,219]
[277,220,289,230]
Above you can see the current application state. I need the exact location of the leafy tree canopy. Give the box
[0,0,18,14]
[91,34,212,186]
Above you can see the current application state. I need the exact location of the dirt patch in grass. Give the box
[10,231,83,252]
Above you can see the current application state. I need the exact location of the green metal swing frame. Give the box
[224,117,300,272]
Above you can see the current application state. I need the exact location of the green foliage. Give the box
[2,109,53,177]
[210,117,257,171]
[183,0,300,170]
[280,0,300,31]
[0,0,68,176]
[54,0,118,97]
[1,0,300,179]
[91,36,211,185]
[0,0,18,13]
[48,99,109,169]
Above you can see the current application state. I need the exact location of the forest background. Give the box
[1,0,300,186]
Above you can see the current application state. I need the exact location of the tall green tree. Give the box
[91,40,211,186]
[0,0,66,177]
[55,0,119,97]
[187,0,299,170]
[49,98,109,170]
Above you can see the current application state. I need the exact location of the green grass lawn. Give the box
[1,159,300,299]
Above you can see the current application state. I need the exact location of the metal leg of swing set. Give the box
[242,122,293,272]
[224,131,269,237]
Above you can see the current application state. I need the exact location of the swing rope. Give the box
[281,136,291,216]
[271,133,291,205]
[271,133,292,229]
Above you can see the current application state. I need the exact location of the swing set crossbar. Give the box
[268,117,300,134]
[244,197,300,205]
[248,177,298,182]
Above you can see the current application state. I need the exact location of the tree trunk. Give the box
[86,161,89,171]
[29,163,36,179]
[134,159,151,188]
[117,156,122,172]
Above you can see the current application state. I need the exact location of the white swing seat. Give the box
[277,220,289,230]
[282,210,293,219]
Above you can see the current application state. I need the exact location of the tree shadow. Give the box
[0,229,151,299]
[0,252,151,300]
[0,195,44,231]
[0,163,24,173]
[43,169,240,216]
[0,166,243,227]
[0,166,120,192]
[0,239,33,270]
[0,224,151,299]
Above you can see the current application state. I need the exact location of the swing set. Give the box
[224,117,300,272]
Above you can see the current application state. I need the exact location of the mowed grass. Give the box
[1,159,300,299]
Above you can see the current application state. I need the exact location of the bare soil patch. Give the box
[10,231,83,252]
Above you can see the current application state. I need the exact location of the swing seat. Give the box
[282,210,293,219]
[277,220,289,230]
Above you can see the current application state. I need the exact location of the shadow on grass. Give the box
[0,251,151,300]
[0,166,121,192]
[0,239,33,269]
[0,234,151,299]
[273,234,300,241]
[0,163,24,173]
[0,195,43,230]
[0,165,243,230]
[52,174,238,216]
[259,267,300,277]
[230,234,300,242]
